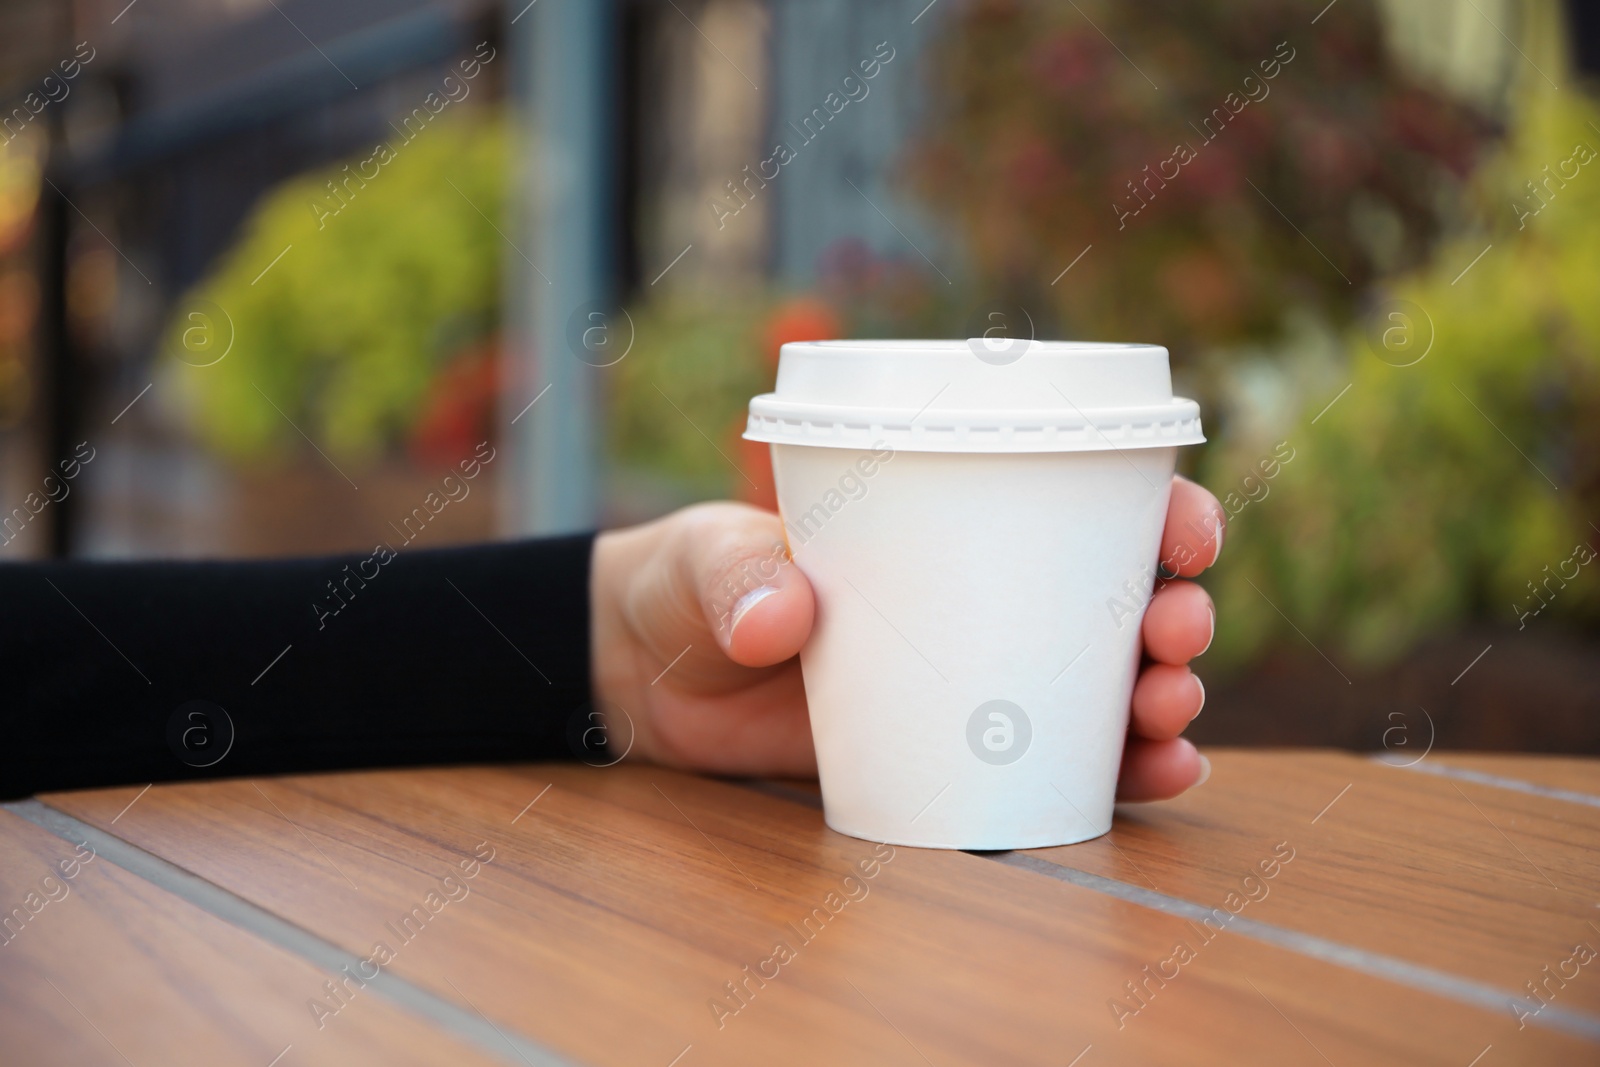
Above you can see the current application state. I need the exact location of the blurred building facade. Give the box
[1,0,1596,754]
[9,0,1566,557]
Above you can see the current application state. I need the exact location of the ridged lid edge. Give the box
[744,395,1204,453]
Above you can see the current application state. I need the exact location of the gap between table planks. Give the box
[1015,749,1600,1017]
[0,809,520,1067]
[1421,752,1600,804]
[34,752,1600,1066]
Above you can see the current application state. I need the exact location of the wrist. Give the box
[589,519,667,764]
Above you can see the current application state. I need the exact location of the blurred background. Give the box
[0,0,1595,752]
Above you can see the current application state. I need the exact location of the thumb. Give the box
[678,502,815,668]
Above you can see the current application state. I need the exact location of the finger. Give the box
[1141,579,1215,665]
[636,665,820,778]
[1116,737,1209,801]
[1159,475,1226,578]
[1129,663,1205,740]
[678,503,816,668]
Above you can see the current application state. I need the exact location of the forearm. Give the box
[0,534,595,798]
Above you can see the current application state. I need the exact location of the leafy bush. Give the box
[163,108,507,463]
[607,293,875,499]
[1202,88,1600,667]
[905,0,1493,352]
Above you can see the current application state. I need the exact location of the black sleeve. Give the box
[0,534,597,799]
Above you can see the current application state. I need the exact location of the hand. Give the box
[590,476,1223,799]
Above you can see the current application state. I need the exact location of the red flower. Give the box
[1008,137,1066,197]
[763,296,842,371]
[1034,32,1102,94]
[1183,144,1243,201]
[409,338,500,469]
[732,296,845,509]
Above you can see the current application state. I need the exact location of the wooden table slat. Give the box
[1429,753,1600,800]
[39,757,1599,1066]
[0,810,510,1067]
[1024,750,1600,1016]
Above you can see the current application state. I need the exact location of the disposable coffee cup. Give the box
[744,339,1204,849]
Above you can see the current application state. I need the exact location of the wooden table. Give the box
[3,750,1596,1065]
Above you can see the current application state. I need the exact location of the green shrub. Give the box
[1203,89,1600,667]
[163,108,507,463]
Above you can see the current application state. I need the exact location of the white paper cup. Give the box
[745,340,1204,849]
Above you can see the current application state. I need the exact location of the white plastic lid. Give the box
[744,339,1204,454]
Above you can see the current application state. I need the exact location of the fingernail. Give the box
[1200,604,1215,655]
[1192,675,1206,718]
[1211,514,1225,565]
[729,586,779,635]
[1194,753,1212,787]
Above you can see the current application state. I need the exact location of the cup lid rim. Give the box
[744,394,1204,453]
[784,339,1165,354]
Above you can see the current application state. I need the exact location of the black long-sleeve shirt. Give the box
[0,535,596,799]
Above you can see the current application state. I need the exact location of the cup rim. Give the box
[788,339,1165,354]
[745,394,1204,453]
